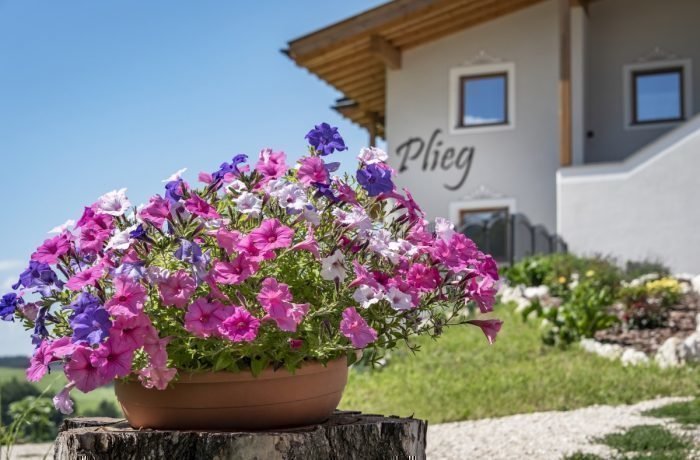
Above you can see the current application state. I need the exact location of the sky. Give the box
[0,0,386,356]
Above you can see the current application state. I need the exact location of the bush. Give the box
[618,276,682,329]
[0,378,40,426]
[624,258,670,281]
[82,400,121,418]
[7,396,57,443]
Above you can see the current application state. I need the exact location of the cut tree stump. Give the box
[53,411,427,460]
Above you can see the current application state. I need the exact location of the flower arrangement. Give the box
[1,123,501,415]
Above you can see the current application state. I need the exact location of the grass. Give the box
[598,425,692,460]
[645,399,700,427]
[0,367,117,415]
[340,305,700,424]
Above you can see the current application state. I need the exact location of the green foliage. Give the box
[562,453,604,460]
[522,275,618,346]
[7,396,57,443]
[618,277,682,329]
[596,425,692,459]
[0,378,39,426]
[341,306,700,424]
[644,399,700,426]
[624,258,671,282]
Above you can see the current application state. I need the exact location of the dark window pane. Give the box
[462,74,507,126]
[634,70,682,123]
[460,208,508,261]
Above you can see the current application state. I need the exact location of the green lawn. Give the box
[0,366,117,415]
[340,305,700,424]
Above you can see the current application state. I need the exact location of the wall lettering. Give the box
[395,128,475,191]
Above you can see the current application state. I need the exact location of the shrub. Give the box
[82,400,121,418]
[624,258,670,281]
[0,378,39,426]
[618,276,682,329]
[7,396,57,443]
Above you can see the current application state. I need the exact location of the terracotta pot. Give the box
[115,357,348,431]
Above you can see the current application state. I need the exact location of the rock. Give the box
[580,339,624,360]
[696,313,700,333]
[655,337,683,368]
[620,348,650,367]
[680,332,700,363]
[53,412,428,460]
[692,275,700,295]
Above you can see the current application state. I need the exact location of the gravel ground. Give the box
[427,396,695,460]
[0,443,53,460]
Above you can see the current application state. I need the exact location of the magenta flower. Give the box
[157,270,196,308]
[139,195,171,228]
[406,264,441,292]
[138,364,177,390]
[65,345,110,393]
[143,333,171,367]
[26,337,75,382]
[297,156,329,185]
[290,225,320,259]
[105,276,147,317]
[66,262,105,291]
[110,312,151,350]
[31,233,71,264]
[467,276,498,313]
[236,234,275,261]
[53,383,75,415]
[430,238,466,273]
[257,277,292,306]
[91,338,135,379]
[78,225,112,255]
[219,307,260,342]
[184,194,220,219]
[268,302,309,332]
[349,260,381,290]
[215,228,242,256]
[340,307,377,349]
[466,319,503,344]
[210,255,258,285]
[255,148,287,179]
[248,219,294,253]
[184,298,230,338]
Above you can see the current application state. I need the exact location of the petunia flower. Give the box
[467,276,498,313]
[105,276,147,318]
[184,298,230,338]
[434,217,456,242]
[31,233,71,264]
[385,286,414,311]
[215,228,242,256]
[64,345,111,393]
[65,262,105,291]
[234,192,262,216]
[219,307,260,342]
[248,219,294,253]
[210,255,258,285]
[139,195,171,228]
[97,188,131,217]
[184,194,220,219]
[357,146,388,165]
[157,270,196,308]
[305,123,348,156]
[356,164,395,197]
[90,338,135,379]
[70,305,111,346]
[53,383,76,415]
[255,148,287,180]
[297,156,330,185]
[352,285,384,309]
[138,364,177,390]
[320,250,347,282]
[466,319,503,345]
[290,225,320,259]
[340,307,377,349]
[0,293,23,321]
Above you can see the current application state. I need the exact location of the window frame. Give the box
[449,62,515,135]
[623,59,692,130]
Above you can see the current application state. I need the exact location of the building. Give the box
[285,0,700,272]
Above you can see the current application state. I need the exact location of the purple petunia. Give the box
[356,164,395,197]
[12,261,63,296]
[305,123,347,156]
[0,293,23,321]
[70,305,111,346]
[212,154,248,183]
[69,292,102,317]
[164,178,186,203]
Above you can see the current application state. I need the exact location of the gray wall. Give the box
[585,0,700,163]
[385,0,559,231]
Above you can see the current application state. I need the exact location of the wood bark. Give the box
[53,411,427,460]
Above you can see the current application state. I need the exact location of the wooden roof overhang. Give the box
[284,0,547,139]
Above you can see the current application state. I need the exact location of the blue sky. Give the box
[0,0,384,356]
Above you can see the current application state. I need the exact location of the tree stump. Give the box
[53,411,427,460]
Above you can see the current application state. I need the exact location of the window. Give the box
[623,59,692,129]
[459,73,508,127]
[632,67,684,124]
[458,207,509,262]
[449,62,515,134]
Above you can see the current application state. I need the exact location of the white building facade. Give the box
[287,0,700,272]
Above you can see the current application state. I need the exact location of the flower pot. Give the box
[115,357,348,431]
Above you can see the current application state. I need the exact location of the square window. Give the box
[459,73,508,128]
[632,67,684,124]
[459,207,509,262]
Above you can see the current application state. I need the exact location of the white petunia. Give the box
[358,147,388,165]
[353,285,384,308]
[332,206,372,232]
[234,192,262,216]
[105,224,138,251]
[227,180,247,194]
[302,206,321,227]
[320,250,347,282]
[277,184,308,212]
[386,286,413,311]
[434,217,456,242]
[368,229,392,253]
[48,219,75,234]
[97,188,131,216]
[265,178,289,198]
[162,168,187,183]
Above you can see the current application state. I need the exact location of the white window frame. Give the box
[449,62,516,135]
[448,197,516,229]
[623,59,692,131]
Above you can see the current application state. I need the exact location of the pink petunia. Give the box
[143,333,171,367]
[66,262,105,291]
[31,233,71,264]
[218,307,260,342]
[290,225,321,259]
[467,276,498,313]
[340,307,377,349]
[255,148,287,180]
[247,219,294,253]
[53,383,76,415]
[296,156,329,185]
[109,313,152,350]
[430,238,466,273]
[257,277,292,306]
[105,276,147,317]
[406,263,441,292]
[349,260,381,290]
[157,270,196,308]
[257,278,308,332]
[26,337,75,382]
[236,234,275,261]
[184,194,220,219]
[210,255,258,285]
[216,228,242,256]
[78,224,112,254]
[138,364,177,390]
[139,195,171,228]
[91,338,135,380]
[64,346,110,393]
[184,298,231,338]
[466,319,503,344]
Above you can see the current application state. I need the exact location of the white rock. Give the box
[680,332,700,363]
[580,339,623,360]
[692,274,700,295]
[696,313,700,333]
[524,285,549,299]
[620,348,650,367]
[655,337,683,368]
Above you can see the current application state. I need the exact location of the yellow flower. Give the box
[585,270,595,278]
[558,276,567,284]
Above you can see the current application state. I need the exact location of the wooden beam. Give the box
[369,35,402,70]
[559,0,572,167]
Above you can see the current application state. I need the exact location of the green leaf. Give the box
[250,356,270,377]
[213,352,235,372]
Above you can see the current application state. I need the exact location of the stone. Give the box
[655,337,683,368]
[620,348,650,367]
[580,338,624,360]
[53,412,427,460]
[680,332,700,363]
